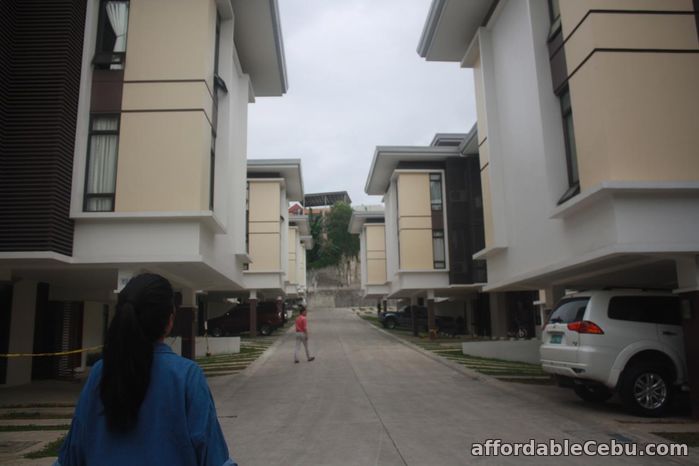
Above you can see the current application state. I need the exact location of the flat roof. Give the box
[231,0,288,96]
[348,208,385,234]
[417,0,496,62]
[247,158,303,201]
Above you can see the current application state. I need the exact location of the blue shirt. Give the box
[54,343,236,466]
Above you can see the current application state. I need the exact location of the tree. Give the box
[307,202,359,270]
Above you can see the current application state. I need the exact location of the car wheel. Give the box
[384,319,397,330]
[620,364,674,417]
[573,384,613,403]
[210,327,222,337]
[259,324,273,336]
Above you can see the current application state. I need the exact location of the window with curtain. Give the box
[84,116,119,212]
[429,173,443,211]
[432,230,446,269]
[94,0,129,69]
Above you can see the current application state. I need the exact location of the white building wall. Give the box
[476,0,594,288]
[384,182,400,283]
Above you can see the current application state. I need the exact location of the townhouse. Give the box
[360,129,525,338]
[418,0,699,413]
[0,0,288,385]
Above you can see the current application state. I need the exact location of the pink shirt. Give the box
[295,314,307,333]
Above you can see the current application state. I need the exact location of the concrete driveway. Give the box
[209,307,699,466]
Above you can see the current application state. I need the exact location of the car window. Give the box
[608,296,681,325]
[549,298,589,324]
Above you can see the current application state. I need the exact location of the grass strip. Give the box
[0,412,72,420]
[25,435,66,459]
[0,425,70,432]
[651,432,699,447]
[0,403,75,409]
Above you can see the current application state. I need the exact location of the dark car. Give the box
[379,305,431,331]
[207,301,282,337]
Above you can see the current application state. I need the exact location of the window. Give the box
[429,173,442,211]
[210,130,216,210]
[94,1,129,70]
[557,88,580,204]
[548,298,589,324]
[608,296,681,325]
[547,0,562,37]
[84,115,119,212]
[432,230,446,269]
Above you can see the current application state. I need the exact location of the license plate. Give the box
[550,334,563,344]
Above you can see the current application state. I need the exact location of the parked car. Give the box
[207,301,283,337]
[379,305,444,332]
[540,290,686,417]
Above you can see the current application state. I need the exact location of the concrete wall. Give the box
[168,336,240,358]
[81,301,106,369]
[462,339,542,365]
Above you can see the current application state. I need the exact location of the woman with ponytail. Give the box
[54,274,236,466]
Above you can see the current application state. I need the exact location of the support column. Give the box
[410,296,419,337]
[249,290,258,338]
[382,299,388,315]
[676,256,699,419]
[276,296,284,324]
[6,280,38,386]
[174,289,197,360]
[427,290,437,340]
[489,292,508,339]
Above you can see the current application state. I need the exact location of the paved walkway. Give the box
[208,307,698,466]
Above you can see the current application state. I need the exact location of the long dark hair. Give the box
[100,273,174,431]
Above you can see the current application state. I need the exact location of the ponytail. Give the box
[100,274,174,431]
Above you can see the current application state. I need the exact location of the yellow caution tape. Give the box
[0,345,104,358]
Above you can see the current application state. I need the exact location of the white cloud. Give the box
[248,0,477,205]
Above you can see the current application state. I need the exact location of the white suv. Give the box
[540,290,687,417]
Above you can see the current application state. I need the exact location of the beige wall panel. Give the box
[398,216,432,230]
[367,250,386,260]
[125,0,217,88]
[248,233,281,271]
[397,173,431,217]
[248,182,281,222]
[115,112,210,211]
[288,259,297,283]
[473,54,488,145]
[564,12,699,75]
[365,225,386,251]
[478,139,490,171]
[122,82,214,123]
[480,168,494,248]
[249,222,280,234]
[399,229,434,270]
[559,0,694,38]
[571,53,699,189]
[367,259,387,284]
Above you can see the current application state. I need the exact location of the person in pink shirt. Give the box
[294,306,315,363]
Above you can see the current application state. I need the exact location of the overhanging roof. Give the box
[247,159,303,201]
[231,0,288,96]
[417,0,495,62]
[348,207,385,234]
[364,125,478,196]
[289,214,310,236]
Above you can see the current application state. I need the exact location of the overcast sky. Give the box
[248,0,477,206]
